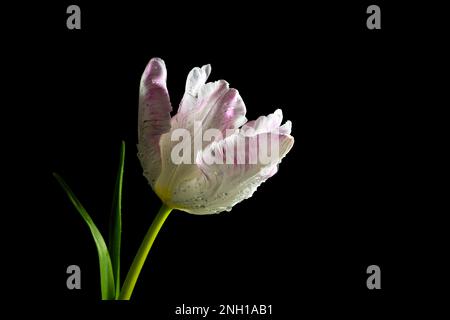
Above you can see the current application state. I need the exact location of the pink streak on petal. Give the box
[226,108,234,118]
[138,57,173,186]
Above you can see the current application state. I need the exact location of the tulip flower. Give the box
[137,58,294,214]
[119,58,294,299]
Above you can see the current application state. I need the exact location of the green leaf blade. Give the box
[53,172,115,300]
[109,141,125,299]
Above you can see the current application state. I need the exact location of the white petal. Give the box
[173,125,294,214]
[279,120,292,134]
[175,66,247,136]
[185,64,211,97]
[242,109,283,135]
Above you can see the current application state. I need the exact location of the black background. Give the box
[4,0,446,317]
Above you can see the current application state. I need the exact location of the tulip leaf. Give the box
[109,141,125,299]
[53,172,115,300]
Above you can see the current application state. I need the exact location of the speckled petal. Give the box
[137,58,173,187]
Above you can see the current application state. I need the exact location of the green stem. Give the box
[119,203,172,300]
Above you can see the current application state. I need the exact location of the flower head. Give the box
[138,58,294,214]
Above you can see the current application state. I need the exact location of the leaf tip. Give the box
[52,172,62,182]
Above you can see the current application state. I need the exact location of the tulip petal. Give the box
[138,58,173,187]
[185,64,211,98]
[176,64,212,118]
[174,65,247,139]
[242,109,286,134]
[170,110,294,214]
